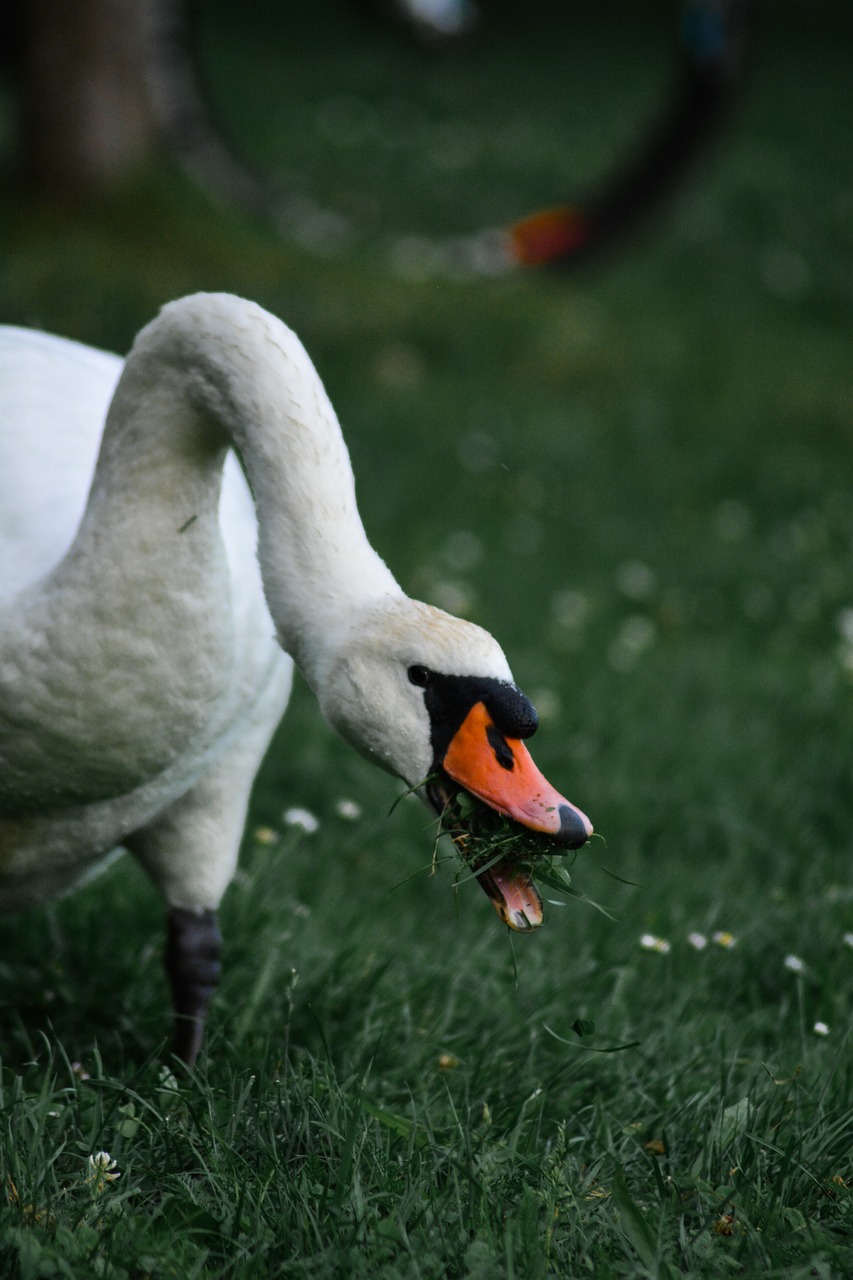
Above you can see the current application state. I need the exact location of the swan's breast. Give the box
[0,458,278,817]
[0,645,291,911]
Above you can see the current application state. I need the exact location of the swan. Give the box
[0,293,592,1064]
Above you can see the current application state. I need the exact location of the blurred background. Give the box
[0,0,850,1035]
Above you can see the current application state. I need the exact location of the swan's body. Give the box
[0,294,590,1062]
[0,310,294,912]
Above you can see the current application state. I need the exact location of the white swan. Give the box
[0,293,591,1064]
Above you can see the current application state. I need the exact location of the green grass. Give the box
[1,1,852,1275]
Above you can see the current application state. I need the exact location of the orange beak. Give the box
[442,701,592,847]
[440,701,592,933]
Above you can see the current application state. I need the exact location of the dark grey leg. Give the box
[165,907,222,1066]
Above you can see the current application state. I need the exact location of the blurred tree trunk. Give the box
[18,0,158,198]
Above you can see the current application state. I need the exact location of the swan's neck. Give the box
[73,294,401,689]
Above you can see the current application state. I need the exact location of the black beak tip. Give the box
[557,804,590,850]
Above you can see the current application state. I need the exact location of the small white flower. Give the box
[640,933,671,954]
[157,1065,179,1092]
[813,1021,830,1037]
[687,932,708,950]
[843,932,853,949]
[713,931,737,949]
[335,798,362,821]
[784,954,805,973]
[86,1151,120,1191]
[283,807,319,834]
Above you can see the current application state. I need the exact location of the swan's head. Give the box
[318,598,592,929]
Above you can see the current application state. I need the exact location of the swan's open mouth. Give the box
[427,700,592,931]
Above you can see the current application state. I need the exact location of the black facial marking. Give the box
[486,723,515,770]
[419,672,539,767]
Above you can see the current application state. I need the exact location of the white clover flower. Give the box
[335,798,362,821]
[157,1065,179,1092]
[640,933,671,954]
[813,1021,830,1037]
[283,807,319,834]
[687,932,708,950]
[86,1151,120,1192]
[712,931,737,949]
[783,954,805,973]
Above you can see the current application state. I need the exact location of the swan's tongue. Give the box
[473,859,544,932]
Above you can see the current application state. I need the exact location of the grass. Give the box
[433,782,596,931]
[1,0,852,1275]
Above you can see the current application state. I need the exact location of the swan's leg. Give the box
[126,679,289,1064]
[165,905,223,1067]
[127,759,248,1065]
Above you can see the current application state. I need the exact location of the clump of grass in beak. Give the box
[435,782,585,930]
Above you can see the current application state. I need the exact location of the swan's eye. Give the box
[408,664,431,688]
